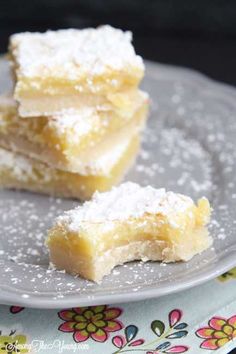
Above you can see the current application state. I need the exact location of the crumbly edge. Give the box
[48,234,212,282]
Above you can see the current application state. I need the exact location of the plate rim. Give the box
[0,250,235,309]
[0,58,236,308]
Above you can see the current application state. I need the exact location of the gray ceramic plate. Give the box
[0,58,235,309]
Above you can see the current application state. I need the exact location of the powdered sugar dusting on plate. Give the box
[0,59,235,307]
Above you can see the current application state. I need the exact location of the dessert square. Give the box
[47,182,212,282]
[9,26,144,117]
[0,93,148,175]
[0,136,139,200]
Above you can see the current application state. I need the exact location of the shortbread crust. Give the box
[13,89,143,118]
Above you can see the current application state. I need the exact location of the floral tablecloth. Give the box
[0,268,235,354]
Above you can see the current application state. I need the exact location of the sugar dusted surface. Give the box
[56,182,194,231]
[10,25,144,78]
[48,107,98,138]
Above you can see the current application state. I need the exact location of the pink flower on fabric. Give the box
[58,305,123,343]
[196,315,236,350]
[10,306,25,314]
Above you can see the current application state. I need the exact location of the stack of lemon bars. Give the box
[0,26,148,200]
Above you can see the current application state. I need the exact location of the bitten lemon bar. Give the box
[9,26,144,117]
[47,182,212,282]
[0,136,139,200]
[0,93,148,175]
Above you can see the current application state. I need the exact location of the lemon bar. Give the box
[9,26,144,117]
[47,182,212,282]
[0,136,139,200]
[0,93,148,175]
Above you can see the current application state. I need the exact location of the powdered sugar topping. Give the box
[56,182,194,230]
[48,107,98,137]
[10,25,144,78]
